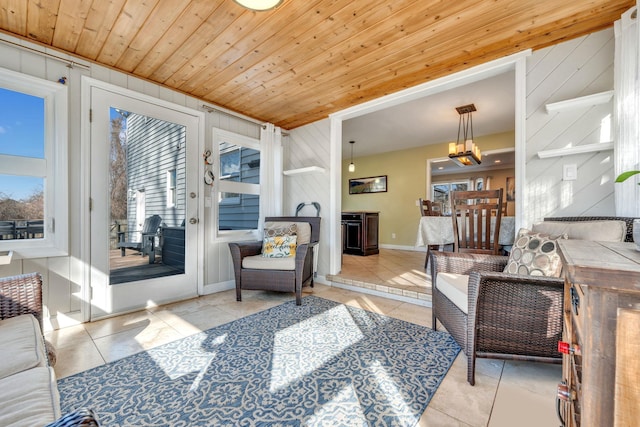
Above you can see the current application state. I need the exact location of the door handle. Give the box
[189,218,198,224]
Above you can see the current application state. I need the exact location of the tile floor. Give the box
[46,282,562,427]
[327,249,432,303]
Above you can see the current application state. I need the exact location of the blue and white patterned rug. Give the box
[58,296,460,426]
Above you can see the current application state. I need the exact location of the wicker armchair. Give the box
[229,216,321,306]
[430,251,563,385]
[0,272,57,366]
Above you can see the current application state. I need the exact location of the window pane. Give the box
[219,142,260,184]
[0,175,44,240]
[0,88,45,158]
[219,193,259,230]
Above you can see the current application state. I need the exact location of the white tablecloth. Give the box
[415,216,516,247]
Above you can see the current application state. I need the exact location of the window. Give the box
[0,68,68,256]
[167,169,176,207]
[214,128,260,232]
[431,180,470,215]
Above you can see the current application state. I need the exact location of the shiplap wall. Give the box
[0,33,260,329]
[524,28,615,226]
[284,119,331,279]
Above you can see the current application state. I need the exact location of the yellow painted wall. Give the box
[341,131,514,247]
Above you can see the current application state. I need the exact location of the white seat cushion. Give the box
[0,314,47,380]
[435,273,470,314]
[532,220,626,242]
[242,254,296,270]
[0,366,60,427]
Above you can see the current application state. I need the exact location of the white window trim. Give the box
[166,169,176,208]
[0,68,68,258]
[213,128,260,239]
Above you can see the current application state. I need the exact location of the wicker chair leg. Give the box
[235,286,242,302]
[468,353,476,386]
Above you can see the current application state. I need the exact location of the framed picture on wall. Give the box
[349,175,387,194]
[506,176,515,201]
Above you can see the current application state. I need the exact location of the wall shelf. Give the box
[537,141,613,159]
[545,90,613,113]
[283,166,326,176]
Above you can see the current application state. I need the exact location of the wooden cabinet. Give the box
[557,240,640,427]
[341,212,379,256]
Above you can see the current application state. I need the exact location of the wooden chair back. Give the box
[450,189,503,254]
[419,199,442,216]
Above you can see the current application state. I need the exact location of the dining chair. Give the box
[418,199,442,216]
[450,189,503,254]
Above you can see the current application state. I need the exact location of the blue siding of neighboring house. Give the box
[219,148,260,230]
[126,114,186,232]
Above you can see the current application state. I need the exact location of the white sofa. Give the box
[0,314,61,426]
[0,273,99,427]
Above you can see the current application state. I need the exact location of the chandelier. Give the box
[448,104,482,166]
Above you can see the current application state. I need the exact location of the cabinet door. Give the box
[345,222,362,251]
[365,215,379,249]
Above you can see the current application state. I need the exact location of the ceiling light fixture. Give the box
[233,0,283,11]
[348,140,356,172]
[448,104,482,166]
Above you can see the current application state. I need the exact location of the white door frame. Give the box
[328,50,530,275]
[80,77,205,321]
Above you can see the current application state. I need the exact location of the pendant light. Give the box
[448,104,482,166]
[233,0,283,11]
[348,140,356,172]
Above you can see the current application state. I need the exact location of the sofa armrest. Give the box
[45,408,100,427]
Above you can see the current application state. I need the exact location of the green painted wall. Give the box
[341,131,515,247]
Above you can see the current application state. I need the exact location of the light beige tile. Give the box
[45,324,93,349]
[500,360,562,396]
[386,302,432,327]
[53,339,105,378]
[429,354,499,427]
[93,322,182,363]
[418,407,473,426]
[84,309,167,340]
[489,380,559,427]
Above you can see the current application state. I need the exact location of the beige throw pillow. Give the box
[504,228,566,277]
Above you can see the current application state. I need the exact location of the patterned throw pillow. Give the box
[262,235,297,258]
[503,228,566,277]
[264,223,297,238]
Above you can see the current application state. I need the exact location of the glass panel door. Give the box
[90,86,199,318]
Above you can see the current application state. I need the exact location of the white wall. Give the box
[524,28,615,226]
[0,33,260,329]
[284,119,331,280]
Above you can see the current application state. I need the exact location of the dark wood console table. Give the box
[557,240,640,427]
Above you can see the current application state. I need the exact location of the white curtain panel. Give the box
[614,3,640,216]
[259,123,283,218]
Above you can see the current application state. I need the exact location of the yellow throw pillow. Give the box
[262,235,297,258]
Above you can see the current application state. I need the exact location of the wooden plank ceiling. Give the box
[0,0,634,129]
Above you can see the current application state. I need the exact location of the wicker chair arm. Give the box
[430,251,508,276]
[228,240,263,260]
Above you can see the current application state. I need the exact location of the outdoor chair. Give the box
[0,221,16,240]
[228,216,321,305]
[450,189,503,255]
[117,214,162,262]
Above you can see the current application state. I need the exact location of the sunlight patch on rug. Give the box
[271,304,364,392]
[58,296,459,426]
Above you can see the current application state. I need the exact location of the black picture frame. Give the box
[349,175,388,194]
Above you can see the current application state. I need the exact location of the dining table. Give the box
[415,215,517,248]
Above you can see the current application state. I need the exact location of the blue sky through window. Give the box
[0,88,45,199]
